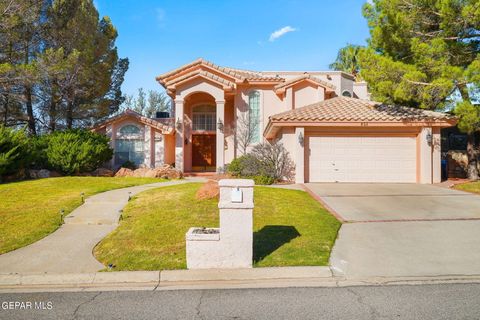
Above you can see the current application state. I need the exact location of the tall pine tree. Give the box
[358,0,480,179]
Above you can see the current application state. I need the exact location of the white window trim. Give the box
[246,89,263,144]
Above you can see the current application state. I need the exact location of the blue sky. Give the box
[94,0,371,96]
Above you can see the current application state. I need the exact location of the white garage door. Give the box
[308,136,417,183]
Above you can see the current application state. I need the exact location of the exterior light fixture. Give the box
[426,132,433,145]
[128,192,132,201]
[298,131,304,146]
[80,192,85,203]
[175,117,182,131]
[217,118,224,132]
[60,209,65,225]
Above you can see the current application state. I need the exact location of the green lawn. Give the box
[94,183,341,270]
[454,181,480,194]
[0,177,166,254]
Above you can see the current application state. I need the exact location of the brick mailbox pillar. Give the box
[186,179,254,269]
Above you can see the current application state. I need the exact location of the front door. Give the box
[192,134,216,172]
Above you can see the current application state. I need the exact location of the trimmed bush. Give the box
[226,141,295,184]
[0,126,30,181]
[46,129,113,175]
[251,175,275,185]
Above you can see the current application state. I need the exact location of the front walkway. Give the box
[0,179,199,274]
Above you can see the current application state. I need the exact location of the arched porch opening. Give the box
[184,92,217,172]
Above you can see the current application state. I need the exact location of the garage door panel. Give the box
[308,136,416,183]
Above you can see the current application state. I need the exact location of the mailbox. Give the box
[231,187,243,203]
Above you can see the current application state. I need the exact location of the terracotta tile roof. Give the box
[165,69,236,90]
[270,97,455,123]
[274,74,336,91]
[92,109,174,134]
[156,58,282,87]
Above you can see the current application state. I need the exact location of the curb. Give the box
[0,267,332,291]
[1,268,480,293]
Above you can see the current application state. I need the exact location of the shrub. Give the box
[251,175,275,185]
[227,154,262,177]
[46,129,113,175]
[0,126,30,181]
[227,141,295,183]
[250,141,295,181]
[120,160,136,170]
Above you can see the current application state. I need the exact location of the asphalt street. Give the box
[0,283,479,319]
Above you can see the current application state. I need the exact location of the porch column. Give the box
[106,123,115,168]
[216,100,225,171]
[432,127,441,183]
[175,99,184,171]
[419,127,433,184]
[144,126,152,168]
[295,127,305,183]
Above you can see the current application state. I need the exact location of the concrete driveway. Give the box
[304,183,480,279]
[305,183,480,222]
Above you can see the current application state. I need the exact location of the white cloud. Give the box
[269,26,297,42]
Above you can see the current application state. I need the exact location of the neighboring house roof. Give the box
[264,97,457,139]
[156,58,286,95]
[92,109,174,134]
[274,74,336,94]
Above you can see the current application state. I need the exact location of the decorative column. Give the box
[295,127,305,183]
[144,126,151,168]
[106,124,115,168]
[216,100,225,171]
[432,127,441,183]
[175,99,184,171]
[419,127,433,184]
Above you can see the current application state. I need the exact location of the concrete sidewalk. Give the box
[0,179,195,274]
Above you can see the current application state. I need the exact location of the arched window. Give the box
[119,125,141,135]
[192,105,216,131]
[342,90,352,97]
[248,91,261,143]
[115,124,144,167]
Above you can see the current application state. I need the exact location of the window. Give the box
[119,125,141,135]
[342,90,352,97]
[115,124,144,166]
[192,105,216,131]
[248,91,261,143]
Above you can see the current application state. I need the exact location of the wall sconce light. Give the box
[426,132,433,146]
[217,118,224,132]
[175,117,182,131]
[298,131,304,146]
[184,138,189,145]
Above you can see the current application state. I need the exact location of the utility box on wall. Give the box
[185,179,254,269]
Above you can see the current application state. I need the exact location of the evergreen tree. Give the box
[358,0,480,179]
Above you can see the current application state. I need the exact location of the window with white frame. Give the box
[192,105,216,131]
[248,91,261,143]
[115,124,144,166]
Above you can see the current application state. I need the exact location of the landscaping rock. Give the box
[38,169,52,179]
[196,180,219,200]
[115,165,183,179]
[115,168,134,177]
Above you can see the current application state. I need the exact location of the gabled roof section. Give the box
[274,74,336,94]
[156,58,283,95]
[92,109,174,134]
[264,97,456,139]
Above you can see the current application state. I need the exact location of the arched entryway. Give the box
[184,92,217,172]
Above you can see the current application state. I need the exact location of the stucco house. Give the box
[93,58,456,184]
